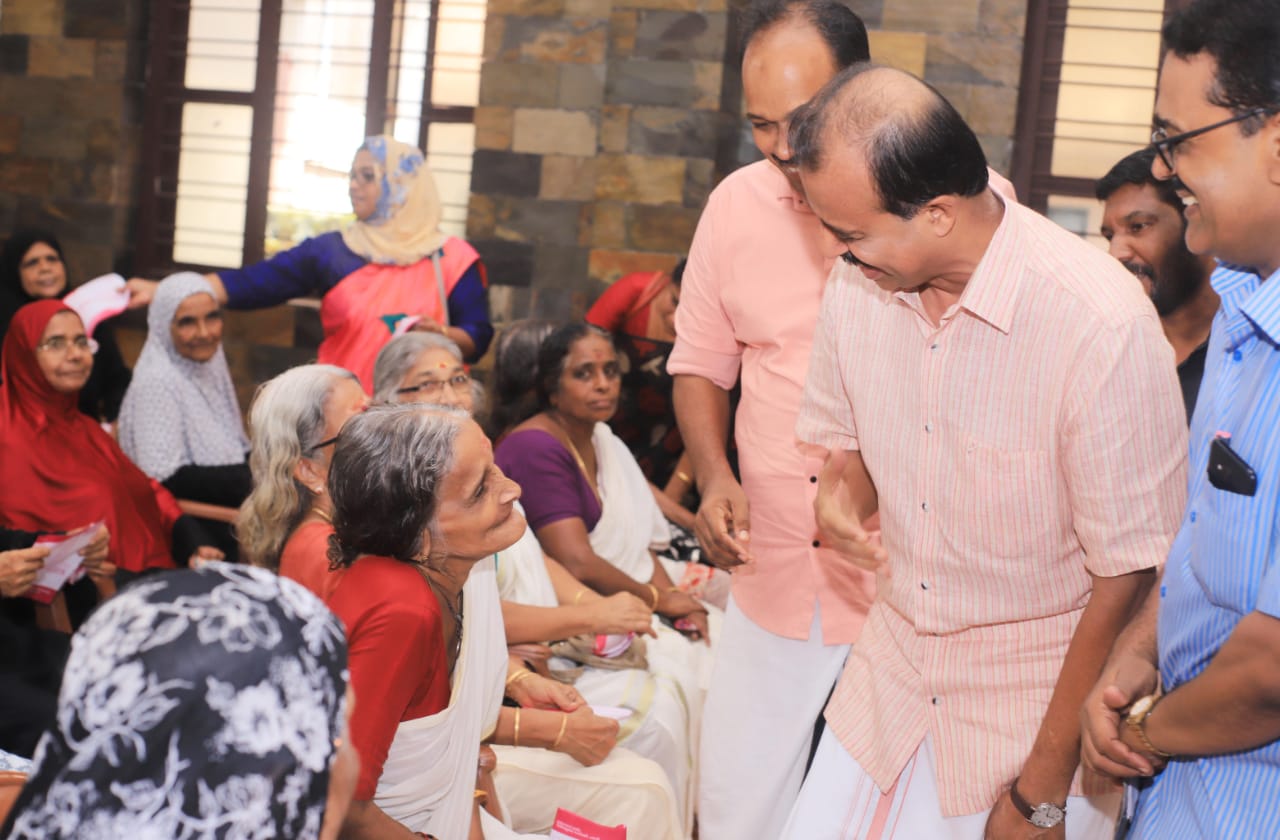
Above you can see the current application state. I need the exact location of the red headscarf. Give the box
[0,300,177,571]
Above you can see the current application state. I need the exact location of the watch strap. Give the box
[1007,778,1037,821]
[1129,694,1174,759]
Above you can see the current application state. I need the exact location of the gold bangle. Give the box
[646,583,661,610]
[552,712,569,750]
[676,471,692,484]
[474,789,489,806]
[505,669,534,689]
[665,586,683,595]
[573,589,587,605]
[513,708,521,748]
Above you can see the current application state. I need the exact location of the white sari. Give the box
[375,557,536,839]
[496,514,690,836]
[582,424,722,831]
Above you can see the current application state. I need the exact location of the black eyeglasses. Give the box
[310,435,339,454]
[1151,107,1274,171]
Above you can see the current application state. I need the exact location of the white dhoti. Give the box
[782,730,1121,839]
[697,594,850,839]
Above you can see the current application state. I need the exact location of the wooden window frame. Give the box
[135,0,474,276]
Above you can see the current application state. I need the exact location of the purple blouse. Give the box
[495,428,603,532]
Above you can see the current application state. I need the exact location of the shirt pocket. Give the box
[947,440,1058,563]
[1189,487,1270,614]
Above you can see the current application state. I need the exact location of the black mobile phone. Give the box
[1208,435,1257,497]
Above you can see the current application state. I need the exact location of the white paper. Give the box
[28,522,104,603]
[63,273,129,335]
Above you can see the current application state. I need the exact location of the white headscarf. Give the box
[118,272,249,481]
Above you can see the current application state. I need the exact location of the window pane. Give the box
[173,103,253,267]
[1047,194,1108,251]
[184,0,261,92]
[1051,0,1162,180]
[429,0,486,107]
[427,122,475,237]
[265,0,375,256]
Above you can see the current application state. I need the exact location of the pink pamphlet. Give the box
[549,809,626,840]
[63,273,130,335]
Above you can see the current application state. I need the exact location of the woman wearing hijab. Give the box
[1,563,358,840]
[118,272,251,507]
[128,135,493,390]
[0,229,132,423]
[0,300,221,576]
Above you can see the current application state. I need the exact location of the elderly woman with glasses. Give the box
[374,333,692,837]
[238,364,368,600]
[127,136,493,392]
[0,300,221,579]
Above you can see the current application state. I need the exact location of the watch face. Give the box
[1128,694,1156,724]
[1030,803,1066,828]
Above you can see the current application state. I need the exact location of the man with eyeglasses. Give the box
[1096,147,1218,421]
[1080,1,1280,836]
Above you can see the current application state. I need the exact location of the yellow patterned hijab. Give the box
[341,135,448,266]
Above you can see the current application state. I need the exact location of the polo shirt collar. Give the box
[1213,263,1280,350]
[954,194,1023,335]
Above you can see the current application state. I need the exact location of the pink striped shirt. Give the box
[797,197,1188,815]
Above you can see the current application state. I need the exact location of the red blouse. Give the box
[279,520,344,601]
[585,270,665,337]
[326,554,450,800]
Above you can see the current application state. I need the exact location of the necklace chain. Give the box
[552,414,601,501]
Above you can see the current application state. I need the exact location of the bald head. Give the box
[790,65,989,218]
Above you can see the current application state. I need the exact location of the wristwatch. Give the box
[1008,778,1066,829]
[1126,691,1173,759]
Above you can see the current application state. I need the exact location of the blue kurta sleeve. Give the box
[217,232,366,310]
[447,262,493,360]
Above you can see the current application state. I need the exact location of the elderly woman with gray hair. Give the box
[324,405,684,839]
[374,333,697,837]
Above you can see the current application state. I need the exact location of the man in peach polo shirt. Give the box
[668,2,877,836]
[779,66,1188,838]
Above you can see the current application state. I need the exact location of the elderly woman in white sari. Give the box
[482,324,721,832]
[326,404,680,840]
[373,334,688,838]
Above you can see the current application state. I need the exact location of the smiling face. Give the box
[743,20,838,192]
[801,145,940,293]
[35,311,94,394]
[19,241,68,299]
[396,346,473,412]
[1152,52,1280,272]
[550,333,621,424]
[169,292,224,363]
[348,149,381,221]
[431,420,526,561]
[1100,182,1208,316]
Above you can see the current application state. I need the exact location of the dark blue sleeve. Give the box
[217,232,366,310]
[447,262,493,360]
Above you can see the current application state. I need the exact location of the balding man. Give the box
[668,1,877,834]
[779,65,1188,838]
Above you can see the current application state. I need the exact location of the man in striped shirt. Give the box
[778,65,1188,839]
[1081,1,1280,836]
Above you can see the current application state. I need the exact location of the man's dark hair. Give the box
[1162,0,1280,134]
[739,0,870,68]
[789,64,989,219]
[670,257,687,287]
[1095,147,1182,210]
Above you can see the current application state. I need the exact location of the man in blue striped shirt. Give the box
[1081,0,1280,835]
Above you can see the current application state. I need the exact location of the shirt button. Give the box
[809,475,817,483]
[1190,511,1197,523]
[812,539,820,548]
[1233,350,1243,362]
[931,696,942,706]
[921,501,930,512]
[920,581,930,591]
[924,422,933,433]
[930,343,940,352]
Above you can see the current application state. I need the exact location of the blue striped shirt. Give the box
[1133,264,1280,838]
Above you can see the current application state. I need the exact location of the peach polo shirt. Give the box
[796,197,1188,815]
[669,159,876,644]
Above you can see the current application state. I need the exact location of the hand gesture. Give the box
[657,589,709,642]
[693,472,752,569]
[411,315,447,335]
[0,545,50,598]
[586,592,657,637]
[815,449,887,574]
[1081,651,1164,779]
[125,277,158,309]
[509,672,586,713]
[555,706,620,766]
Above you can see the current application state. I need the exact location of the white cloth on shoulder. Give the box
[587,422,669,582]
[117,272,248,481]
[375,557,536,838]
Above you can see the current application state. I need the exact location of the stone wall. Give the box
[0,0,149,280]
[470,0,1027,324]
